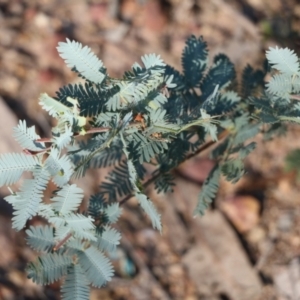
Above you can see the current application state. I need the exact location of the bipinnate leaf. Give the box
[141,53,165,69]
[61,264,90,300]
[45,148,73,187]
[200,54,235,100]
[13,120,45,151]
[0,153,40,187]
[52,124,73,150]
[78,246,114,287]
[128,132,167,163]
[200,109,218,141]
[39,93,71,118]
[57,39,105,84]
[266,73,293,100]
[194,165,220,216]
[27,252,72,285]
[266,46,300,76]
[105,203,122,224]
[60,213,96,241]
[9,167,50,231]
[182,35,208,87]
[239,142,256,159]
[136,193,162,232]
[95,225,121,253]
[26,225,55,252]
[233,124,260,146]
[221,159,245,183]
[51,184,84,214]
[266,73,300,101]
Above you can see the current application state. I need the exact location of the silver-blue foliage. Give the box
[0,35,298,299]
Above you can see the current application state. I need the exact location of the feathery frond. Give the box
[182,35,208,88]
[45,148,73,187]
[95,225,121,253]
[0,153,40,187]
[9,167,50,231]
[78,246,114,287]
[266,46,299,76]
[136,193,162,232]
[127,132,168,163]
[61,264,90,300]
[52,124,73,150]
[99,161,132,202]
[105,203,122,224]
[221,159,245,183]
[51,184,84,214]
[27,252,72,285]
[26,225,55,252]
[194,165,220,216]
[200,54,236,101]
[13,120,45,151]
[39,93,72,118]
[57,38,106,84]
[62,213,96,241]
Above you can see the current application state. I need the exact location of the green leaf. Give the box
[182,35,208,88]
[27,252,72,285]
[95,225,121,253]
[239,142,256,159]
[221,159,245,183]
[141,53,165,69]
[266,73,293,100]
[0,153,40,187]
[52,124,73,150]
[9,167,50,231]
[105,203,122,224]
[136,193,162,232]
[241,64,265,98]
[194,165,220,216]
[99,161,132,202]
[127,132,168,163]
[13,120,45,151]
[164,65,185,91]
[26,225,55,252]
[78,245,114,287]
[62,213,96,241]
[200,54,235,101]
[51,184,84,215]
[233,124,260,146]
[61,264,90,300]
[210,91,240,115]
[266,46,299,76]
[56,84,120,117]
[45,148,73,187]
[200,109,218,141]
[210,138,229,159]
[39,93,72,118]
[57,39,105,84]
[154,172,175,193]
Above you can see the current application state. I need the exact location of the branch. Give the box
[35,127,111,143]
[119,129,229,206]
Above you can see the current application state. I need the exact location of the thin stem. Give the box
[35,127,111,143]
[119,129,229,206]
[73,134,115,174]
[119,193,134,206]
[53,232,73,251]
[290,94,300,101]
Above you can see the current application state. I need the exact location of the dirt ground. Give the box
[1,0,300,299]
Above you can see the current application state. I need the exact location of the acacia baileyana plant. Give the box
[0,35,299,299]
